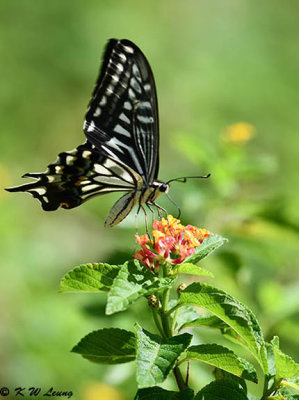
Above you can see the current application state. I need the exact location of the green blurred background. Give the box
[1,1,298,399]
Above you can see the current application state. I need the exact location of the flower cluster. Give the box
[134,215,210,272]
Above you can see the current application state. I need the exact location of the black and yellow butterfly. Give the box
[6,39,209,226]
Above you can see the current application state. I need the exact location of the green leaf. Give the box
[60,263,120,292]
[135,324,192,388]
[179,315,228,331]
[178,314,250,349]
[71,328,135,364]
[184,233,228,265]
[180,344,257,383]
[178,314,252,350]
[265,341,276,377]
[106,260,174,315]
[170,263,214,277]
[134,387,194,400]
[179,282,268,372]
[195,379,248,400]
[271,336,299,379]
[175,305,201,331]
[214,369,248,394]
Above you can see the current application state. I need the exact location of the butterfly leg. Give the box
[140,205,150,236]
[146,203,155,230]
[136,202,150,236]
[135,212,139,237]
[149,202,168,219]
[135,200,144,236]
[135,201,149,234]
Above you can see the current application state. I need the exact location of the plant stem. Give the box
[173,366,186,391]
[262,375,269,399]
[152,308,165,338]
[171,307,179,335]
[160,287,172,337]
[166,303,180,316]
[159,283,187,391]
[156,264,187,391]
[262,377,282,399]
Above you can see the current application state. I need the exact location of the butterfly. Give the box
[6,39,209,227]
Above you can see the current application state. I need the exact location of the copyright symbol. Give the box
[0,387,9,396]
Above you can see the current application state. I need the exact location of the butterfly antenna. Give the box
[166,173,211,184]
[165,192,181,219]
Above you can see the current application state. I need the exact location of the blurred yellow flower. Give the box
[221,122,256,144]
[82,382,125,400]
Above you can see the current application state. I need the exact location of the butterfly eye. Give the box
[159,183,169,193]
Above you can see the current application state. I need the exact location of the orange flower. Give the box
[134,215,210,272]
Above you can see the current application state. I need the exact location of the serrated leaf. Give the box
[195,379,248,400]
[265,341,276,377]
[60,263,120,292]
[271,336,299,379]
[246,307,268,372]
[135,324,192,388]
[178,314,250,349]
[106,260,175,315]
[179,282,267,372]
[180,344,257,383]
[71,328,135,364]
[178,314,251,349]
[184,233,228,265]
[179,315,228,332]
[170,263,214,277]
[134,387,194,400]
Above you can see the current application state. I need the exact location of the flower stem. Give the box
[171,307,179,335]
[152,308,165,338]
[160,288,171,337]
[166,303,181,316]
[262,376,283,399]
[159,283,187,391]
[173,366,186,391]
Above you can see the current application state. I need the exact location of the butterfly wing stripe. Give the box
[98,158,141,188]
[132,101,157,181]
[84,124,145,178]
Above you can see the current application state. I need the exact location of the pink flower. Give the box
[134,215,210,272]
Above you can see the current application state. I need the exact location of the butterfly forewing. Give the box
[84,39,159,184]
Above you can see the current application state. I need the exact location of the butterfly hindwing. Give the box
[84,39,159,184]
[6,141,138,211]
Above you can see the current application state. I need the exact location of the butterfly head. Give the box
[158,182,169,193]
[146,181,169,204]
